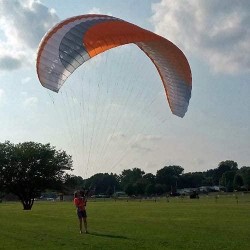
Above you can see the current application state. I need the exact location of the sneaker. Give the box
[80,230,83,234]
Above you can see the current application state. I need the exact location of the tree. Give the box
[179,172,205,189]
[134,178,148,196]
[141,173,156,196]
[233,174,244,191]
[213,160,238,185]
[124,183,134,196]
[64,174,85,190]
[142,173,155,185]
[0,141,73,210]
[119,168,145,190]
[155,183,166,195]
[156,165,184,192]
[145,183,155,196]
[201,176,214,186]
[238,166,250,191]
[84,173,119,195]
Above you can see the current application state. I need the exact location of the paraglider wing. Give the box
[36,14,192,117]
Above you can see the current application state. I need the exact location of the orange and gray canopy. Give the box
[36,14,192,117]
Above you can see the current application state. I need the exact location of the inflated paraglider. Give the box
[36,14,192,118]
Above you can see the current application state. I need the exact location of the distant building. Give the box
[113,191,127,198]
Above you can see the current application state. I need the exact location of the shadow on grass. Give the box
[89,231,128,240]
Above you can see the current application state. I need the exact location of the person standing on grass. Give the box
[74,190,88,234]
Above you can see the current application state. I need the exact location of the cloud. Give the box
[131,143,152,153]
[23,96,38,108]
[88,7,102,14]
[0,55,23,71]
[21,77,32,84]
[151,0,250,74]
[88,7,112,16]
[0,0,59,71]
[0,88,6,106]
[129,134,162,153]
[109,132,126,142]
[135,134,162,142]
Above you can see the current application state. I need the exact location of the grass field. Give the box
[0,193,250,250]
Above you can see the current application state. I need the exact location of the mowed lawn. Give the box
[0,194,250,250]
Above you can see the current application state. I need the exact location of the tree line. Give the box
[65,161,250,196]
[0,141,250,210]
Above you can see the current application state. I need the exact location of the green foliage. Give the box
[62,160,250,199]
[0,141,73,210]
[142,173,155,184]
[155,183,166,195]
[84,173,120,194]
[220,170,237,191]
[238,167,250,190]
[179,172,205,188]
[145,183,155,196]
[133,178,148,195]
[217,160,238,184]
[204,160,238,185]
[201,176,214,186]
[156,165,184,191]
[120,168,145,189]
[67,163,250,197]
[233,174,244,190]
[64,174,85,190]
[124,183,134,196]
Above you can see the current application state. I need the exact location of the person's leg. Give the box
[83,217,88,233]
[79,217,83,233]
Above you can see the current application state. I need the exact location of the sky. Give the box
[0,0,249,178]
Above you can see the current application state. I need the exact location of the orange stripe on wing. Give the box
[83,20,159,58]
